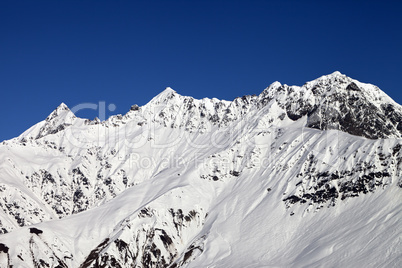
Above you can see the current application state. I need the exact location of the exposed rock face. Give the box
[257,72,402,139]
[0,72,401,267]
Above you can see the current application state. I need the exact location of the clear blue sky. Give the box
[1,0,401,141]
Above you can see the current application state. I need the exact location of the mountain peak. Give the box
[159,87,177,97]
[27,103,77,139]
[268,81,282,89]
[310,71,348,85]
[329,70,343,77]
[57,102,69,110]
[148,87,180,105]
[322,71,345,79]
[164,87,176,93]
[45,103,73,122]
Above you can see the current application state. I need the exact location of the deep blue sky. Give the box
[1,0,401,141]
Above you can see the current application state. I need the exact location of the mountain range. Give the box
[0,71,401,267]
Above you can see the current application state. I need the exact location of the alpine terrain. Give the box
[0,71,401,267]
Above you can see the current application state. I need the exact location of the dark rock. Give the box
[79,238,110,267]
[29,227,43,235]
[0,243,9,253]
[346,82,360,91]
[230,170,240,177]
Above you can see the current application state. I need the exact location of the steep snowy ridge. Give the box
[0,72,401,267]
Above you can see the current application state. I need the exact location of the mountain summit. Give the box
[0,73,401,267]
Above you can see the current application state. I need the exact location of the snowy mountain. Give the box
[0,71,401,267]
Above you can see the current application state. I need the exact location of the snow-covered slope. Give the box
[0,72,401,267]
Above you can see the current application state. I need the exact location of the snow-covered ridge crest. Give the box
[18,72,402,143]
